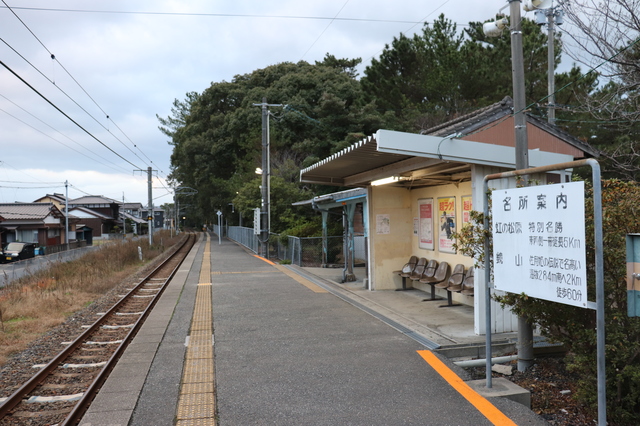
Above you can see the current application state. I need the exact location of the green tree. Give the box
[361,14,466,128]
[361,15,562,131]
[159,58,386,232]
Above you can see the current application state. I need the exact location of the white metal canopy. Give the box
[300,129,574,187]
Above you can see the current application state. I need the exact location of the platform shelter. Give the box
[299,98,596,334]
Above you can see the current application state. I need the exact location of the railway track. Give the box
[0,233,196,426]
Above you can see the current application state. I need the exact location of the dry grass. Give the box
[0,231,182,366]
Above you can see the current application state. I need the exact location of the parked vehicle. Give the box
[1,242,37,263]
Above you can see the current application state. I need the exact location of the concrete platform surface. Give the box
[78,235,545,426]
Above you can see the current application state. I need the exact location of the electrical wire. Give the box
[300,0,350,61]
[0,36,151,169]
[0,59,142,169]
[0,95,132,173]
[1,1,161,173]
[0,5,428,24]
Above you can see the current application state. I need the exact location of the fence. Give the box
[43,240,89,255]
[217,226,365,268]
[0,244,103,287]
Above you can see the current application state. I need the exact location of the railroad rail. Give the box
[0,233,196,425]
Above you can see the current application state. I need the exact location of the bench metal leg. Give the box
[396,276,412,291]
[439,290,461,307]
[422,283,443,301]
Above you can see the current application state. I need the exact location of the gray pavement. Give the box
[81,234,547,425]
[208,239,545,425]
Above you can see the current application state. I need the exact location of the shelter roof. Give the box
[300,97,595,188]
[300,130,573,188]
[293,188,367,207]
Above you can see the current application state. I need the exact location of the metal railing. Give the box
[221,226,365,268]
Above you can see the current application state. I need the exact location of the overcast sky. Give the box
[0,0,568,208]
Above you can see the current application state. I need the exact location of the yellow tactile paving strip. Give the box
[176,234,216,426]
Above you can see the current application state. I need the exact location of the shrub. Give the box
[455,179,640,424]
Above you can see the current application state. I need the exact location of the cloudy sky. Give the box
[0,0,564,207]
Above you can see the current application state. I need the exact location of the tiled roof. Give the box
[70,195,121,204]
[68,206,113,220]
[0,203,64,220]
[421,96,598,157]
[33,193,67,203]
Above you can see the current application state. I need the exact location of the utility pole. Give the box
[546,12,555,125]
[252,98,282,258]
[122,193,126,236]
[534,6,563,125]
[134,167,156,245]
[64,180,69,245]
[510,0,535,374]
[147,167,153,245]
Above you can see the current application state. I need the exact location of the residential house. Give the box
[122,202,146,234]
[69,196,121,238]
[0,203,66,247]
[141,207,165,230]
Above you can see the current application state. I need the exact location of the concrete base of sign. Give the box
[466,378,531,408]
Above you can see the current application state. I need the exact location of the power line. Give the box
[1,1,159,171]
[0,94,132,173]
[300,0,350,61]
[0,59,143,169]
[0,5,428,24]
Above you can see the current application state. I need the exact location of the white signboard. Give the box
[492,182,587,307]
[253,208,261,235]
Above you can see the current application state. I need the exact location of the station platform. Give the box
[79,233,546,426]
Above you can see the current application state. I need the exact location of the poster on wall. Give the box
[376,214,390,234]
[461,195,473,226]
[418,198,434,250]
[438,196,456,253]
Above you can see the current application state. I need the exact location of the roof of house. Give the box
[123,202,144,209]
[33,193,67,203]
[0,203,65,221]
[121,211,147,224]
[421,96,599,157]
[70,195,121,205]
[68,206,113,220]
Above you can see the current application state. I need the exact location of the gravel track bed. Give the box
[0,252,169,400]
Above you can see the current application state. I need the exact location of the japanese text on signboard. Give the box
[491,182,587,307]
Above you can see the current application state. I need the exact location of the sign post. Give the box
[483,159,605,425]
